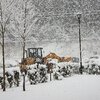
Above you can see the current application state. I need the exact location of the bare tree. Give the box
[13,0,38,60]
[0,0,13,91]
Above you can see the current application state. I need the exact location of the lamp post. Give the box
[77,14,83,74]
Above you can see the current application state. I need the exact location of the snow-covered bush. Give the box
[0,76,3,83]
[13,70,20,87]
[27,64,48,85]
[0,76,3,88]
[84,64,100,75]
[53,72,63,80]
[27,68,39,85]
[53,62,76,79]
[39,66,48,83]
[83,56,100,74]
[5,71,13,88]
[0,69,20,88]
[68,63,80,74]
[58,66,72,77]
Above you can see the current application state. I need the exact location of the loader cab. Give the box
[27,48,43,63]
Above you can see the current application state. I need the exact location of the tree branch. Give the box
[6,0,15,9]
[3,13,11,32]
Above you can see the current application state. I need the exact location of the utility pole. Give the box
[77,14,83,74]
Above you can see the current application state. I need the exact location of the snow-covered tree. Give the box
[13,0,39,59]
[0,0,14,91]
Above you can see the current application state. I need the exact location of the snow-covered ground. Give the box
[0,75,100,100]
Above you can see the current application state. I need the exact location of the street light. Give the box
[77,13,83,74]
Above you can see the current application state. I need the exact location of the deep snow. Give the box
[0,75,100,100]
